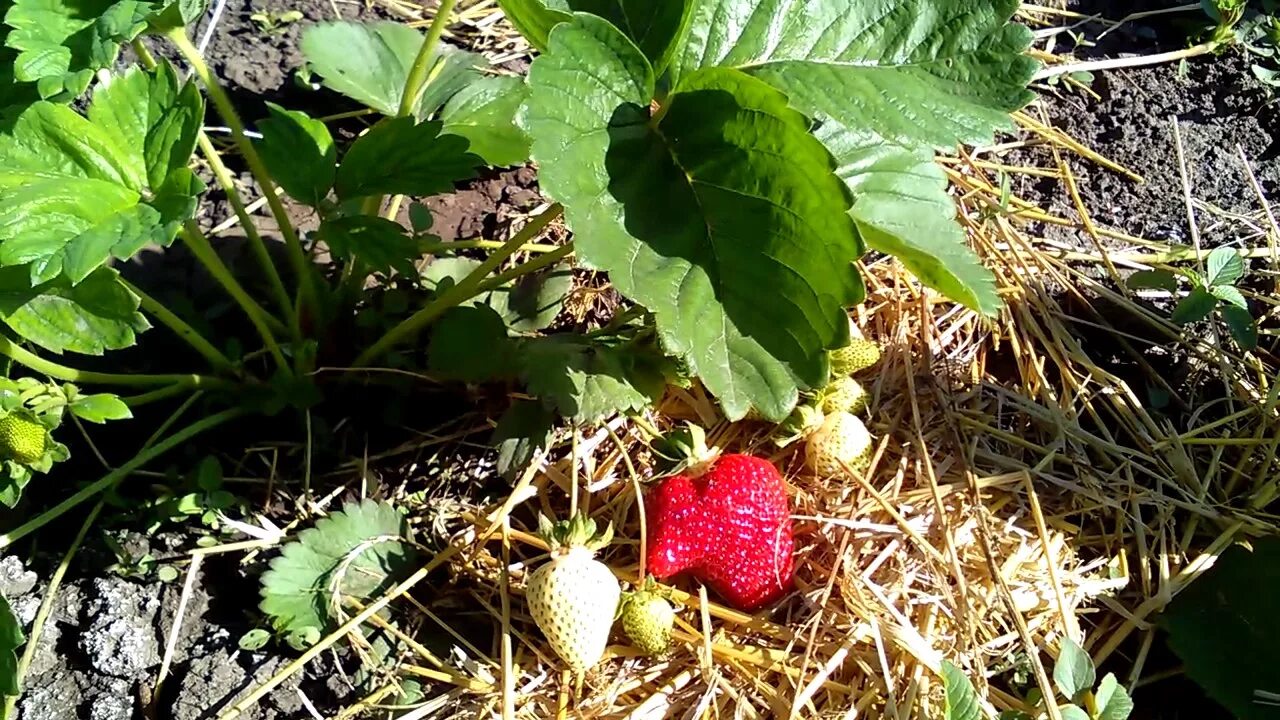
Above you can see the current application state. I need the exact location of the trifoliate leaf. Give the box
[669,0,1038,149]
[816,121,998,315]
[439,76,531,167]
[941,661,980,720]
[1053,636,1096,703]
[335,117,480,200]
[0,63,203,285]
[255,103,335,207]
[0,592,23,696]
[300,21,484,119]
[316,216,422,277]
[260,499,416,636]
[524,15,863,421]
[1164,537,1280,720]
[3,0,149,101]
[0,266,149,355]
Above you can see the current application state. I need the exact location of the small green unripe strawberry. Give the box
[806,411,873,476]
[829,339,880,377]
[526,513,620,673]
[0,413,46,464]
[621,578,675,657]
[820,377,868,415]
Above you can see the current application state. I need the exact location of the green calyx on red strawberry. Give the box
[644,429,795,611]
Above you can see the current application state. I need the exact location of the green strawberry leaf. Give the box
[260,499,416,635]
[427,305,517,382]
[0,592,23,696]
[941,661,981,720]
[256,103,335,207]
[1164,539,1280,719]
[334,117,480,200]
[669,0,1038,149]
[816,121,998,314]
[524,15,863,421]
[1057,705,1091,720]
[1221,304,1258,350]
[519,334,669,424]
[316,216,421,277]
[142,0,208,32]
[1093,673,1134,720]
[0,266,149,355]
[439,76,531,167]
[493,399,556,478]
[0,63,203,285]
[1206,246,1244,287]
[300,21,484,119]
[1172,288,1218,325]
[68,392,131,422]
[498,0,695,72]
[3,0,149,101]
[1053,636,1096,703]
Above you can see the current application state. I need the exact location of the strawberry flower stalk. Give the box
[525,512,621,673]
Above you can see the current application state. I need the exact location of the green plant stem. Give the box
[474,242,574,295]
[0,407,245,551]
[397,0,460,118]
[117,277,236,374]
[166,28,316,324]
[353,204,563,366]
[180,221,291,374]
[130,39,298,339]
[195,133,300,335]
[0,336,229,389]
[2,499,104,716]
[121,384,197,407]
[422,239,562,255]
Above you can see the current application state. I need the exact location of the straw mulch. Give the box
[259,3,1280,718]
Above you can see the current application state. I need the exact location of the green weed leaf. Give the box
[0,266,149,355]
[0,593,23,696]
[670,0,1038,149]
[1053,636,1096,703]
[1206,246,1244,287]
[439,76,531,167]
[256,103,335,206]
[334,117,480,200]
[817,122,998,314]
[238,628,270,651]
[316,216,421,277]
[3,0,148,101]
[1094,673,1134,720]
[1172,288,1218,325]
[260,499,416,635]
[493,399,556,478]
[1221,304,1258,350]
[300,21,484,118]
[0,63,203,285]
[941,661,981,720]
[1164,537,1280,720]
[69,393,131,422]
[1210,284,1248,309]
[1126,269,1180,292]
[524,15,863,421]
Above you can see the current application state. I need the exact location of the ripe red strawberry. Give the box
[645,454,794,611]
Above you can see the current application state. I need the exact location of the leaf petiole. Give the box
[353,203,563,366]
[0,335,232,390]
[117,277,237,375]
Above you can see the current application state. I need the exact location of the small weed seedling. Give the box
[1127,246,1258,350]
[1202,0,1280,89]
[249,9,303,35]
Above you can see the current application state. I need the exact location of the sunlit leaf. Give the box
[0,266,148,354]
[440,76,530,167]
